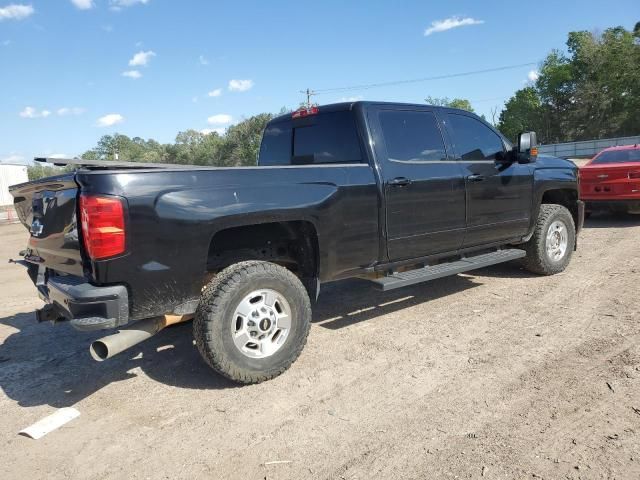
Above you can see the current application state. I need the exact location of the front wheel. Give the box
[521,204,576,275]
[194,261,312,384]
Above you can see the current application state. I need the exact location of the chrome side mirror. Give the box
[517,131,538,163]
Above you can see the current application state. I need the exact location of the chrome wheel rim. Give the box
[546,220,568,262]
[231,289,291,359]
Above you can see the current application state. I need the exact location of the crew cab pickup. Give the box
[10,101,584,384]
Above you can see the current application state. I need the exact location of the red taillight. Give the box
[79,194,126,260]
[292,106,319,119]
[629,171,640,179]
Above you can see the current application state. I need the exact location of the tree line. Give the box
[28,22,639,180]
[28,112,276,179]
[498,23,640,143]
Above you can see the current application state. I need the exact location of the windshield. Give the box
[591,149,640,164]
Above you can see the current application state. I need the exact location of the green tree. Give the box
[497,87,544,142]
[219,113,274,166]
[498,23,640,144]
[77,113,275,168]
[27,163,63,180]
[425,96,475,112]
[566,27,640,139]
[535,50,575,142]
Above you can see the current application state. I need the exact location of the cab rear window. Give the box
[259,111,363,166]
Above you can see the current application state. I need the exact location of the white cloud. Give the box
[228,79,254,92]
[424,16,484,36]
[527,70,540,82]
[207,88,222,98]
[70,0,94,9]
[207,114,232,125]
[122,69,142,79]
[0,4,34,21]
[337,95,363,103]
[110,0,149,10]
[0,154,25,163]
[200,127,225,136]
[96,113,124,127]
[49,153,69,159]
[19,106,51,118]
[57,107,85,116]
[2,40,11,46]
[199,55,209,66]
[128,50,155,67]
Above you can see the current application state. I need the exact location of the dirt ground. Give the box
[1,214,639,480]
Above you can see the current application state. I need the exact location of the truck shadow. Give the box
[312,275,480,329]
[0,269,506,407]
[468,261,539,280]
[0,312,243,408]
[583,212,640,229]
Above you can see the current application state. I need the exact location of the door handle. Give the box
[388,177,412,187]
[467,174,486,182]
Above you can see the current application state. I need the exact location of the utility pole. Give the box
[300,88,316,108]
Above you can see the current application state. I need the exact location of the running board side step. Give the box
[372,249,526,291]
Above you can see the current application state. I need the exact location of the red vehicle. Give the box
[579,144,640,214]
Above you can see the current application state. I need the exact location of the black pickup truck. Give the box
[10,101,584,384]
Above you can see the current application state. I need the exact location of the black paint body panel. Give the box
[77,165,380,319]
[10,102,580,323]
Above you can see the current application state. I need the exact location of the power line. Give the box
[312,62,538,95]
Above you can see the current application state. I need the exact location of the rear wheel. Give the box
[521,204,575,275]
[194,261,311,384]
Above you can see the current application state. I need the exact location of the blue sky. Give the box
[1,0,638,164]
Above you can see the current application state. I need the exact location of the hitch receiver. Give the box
[36,304,64,323]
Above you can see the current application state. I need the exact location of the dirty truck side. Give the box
[10,101,584,384]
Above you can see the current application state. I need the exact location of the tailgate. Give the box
[10,173,84,276]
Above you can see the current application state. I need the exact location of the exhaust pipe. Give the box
[90,314,192,361]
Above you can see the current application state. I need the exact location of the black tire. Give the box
[521,204,575,275]
[194,261,311,384]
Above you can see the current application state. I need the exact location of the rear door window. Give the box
[292,111,363,164]
[378,110,447,162]
[447,114,504,160]
[259,122,293,166]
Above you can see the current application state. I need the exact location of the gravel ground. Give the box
[0,215,639,480]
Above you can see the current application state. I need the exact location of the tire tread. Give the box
[521,203,575,275]
[194,261,311,384]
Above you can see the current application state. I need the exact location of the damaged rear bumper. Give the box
[37,274,129,331]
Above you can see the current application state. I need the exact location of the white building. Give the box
[0,164,28,223]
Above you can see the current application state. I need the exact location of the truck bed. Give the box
[10,162,380,321]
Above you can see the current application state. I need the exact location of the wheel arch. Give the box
[540,188,580,228]
[205,220,320,298]
[526,186,580,241]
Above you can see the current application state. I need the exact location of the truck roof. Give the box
[269,101,463,124]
